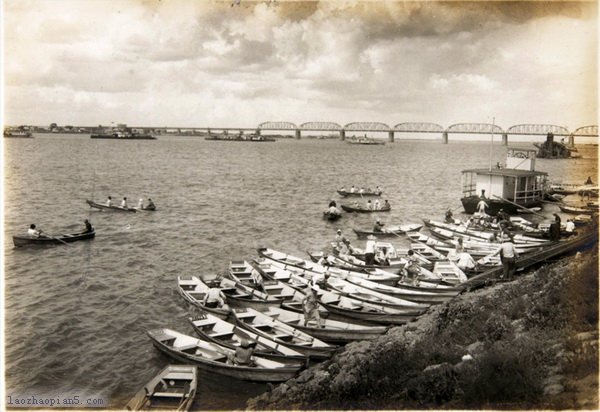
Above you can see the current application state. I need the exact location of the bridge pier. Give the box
[388,131,394,143]
[442,131,448,144]
[568,134,574,146]
[502,133,508,145]
[340,130,346,141]
[295,129,301,139]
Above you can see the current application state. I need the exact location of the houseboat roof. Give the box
[461,168,547,177]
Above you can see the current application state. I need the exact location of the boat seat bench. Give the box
[211,332,234,340]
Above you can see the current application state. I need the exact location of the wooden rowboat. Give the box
[177,276,231,320]
[353,224,422,239]
[86,199,137,212]
[147,328,302,382]
[337,189,382,197]
[340,204,391,213]
[559,205,597,215]
[262,306,389,343]
[12,230,95,247]
[125,365,197,411]
[232,308,338,360]
[188,314,307,366]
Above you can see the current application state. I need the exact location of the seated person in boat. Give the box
[137,198,144,209]
[106,196,113,207]
[366,200,373,210]
[83,219,94,233]
[121,197,128,208]
[27,224,42,237]
[373,219,385,233]
[312,271,331,291]
[145,198,156,210]
[339,186,346,192]
[375,185,382,195]
[302,287,322,327]
[374,199,381,210]
[359,187,365,194]
[375,247,391,266]
[228,339,257,366]
[317,255,335,267]
[445,208,454,223]
[350,185,356,193]
[204,288,228,309]
[352,200,360,208]
[383,200,390,209]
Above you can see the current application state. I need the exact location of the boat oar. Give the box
[40,232,71,246]
[491,195,547,218]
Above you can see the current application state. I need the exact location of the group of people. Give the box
[341,185,383,195]
[106,196,155,210]
[351,199,390,210]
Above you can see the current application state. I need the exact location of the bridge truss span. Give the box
[344,122,391,132]
[258,121,298,130]
[299,122,342,131]
[447,123,505,135]
[507,124,570,136]
[393,122,444,133]
[572,125,599,137]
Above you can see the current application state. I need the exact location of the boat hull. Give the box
[461,196,542,215]
[13,231,95,247]
[86,199,138,212]
[340,205,391,213]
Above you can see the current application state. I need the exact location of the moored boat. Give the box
[124,364,197,411]
[352,223,422,239]
[460,148,547,215]
[558,205,598,215]
[177,276,231,319]
[12,230,95,247]
[232,308,338,360]
[147,328,302,382]
[262,306,389,343]
[189,314,307,365]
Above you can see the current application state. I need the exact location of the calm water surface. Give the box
[3,134,597,409]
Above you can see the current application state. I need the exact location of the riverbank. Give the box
[247,247,598,410]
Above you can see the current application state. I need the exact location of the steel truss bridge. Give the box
[148,122,599,145]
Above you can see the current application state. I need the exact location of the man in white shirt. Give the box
[121,197,128,208]
[27,224,42,237]
[365,235,376,265]
[490,234,519,281]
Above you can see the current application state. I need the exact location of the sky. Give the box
[2,0,598,132]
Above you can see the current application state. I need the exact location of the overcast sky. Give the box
[3,0,598,131]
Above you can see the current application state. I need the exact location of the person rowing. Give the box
[27,224,43,237]
[106,196,113,207]
[121,197,128,208]
[145,198,156,210]
[373,219,385,233]
[83,219,94,233]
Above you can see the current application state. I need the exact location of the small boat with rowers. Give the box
[86,199,138,212]
[341,202,391,213]
[147,328,302,382]
[337,187,383,197]
[124,364,197,411]
[460,148,547,215]
[13,230,95,247]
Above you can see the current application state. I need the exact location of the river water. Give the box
[3,134,597,409]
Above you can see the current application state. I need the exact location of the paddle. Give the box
[492,195,547,219]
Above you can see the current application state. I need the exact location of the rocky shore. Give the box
[247,248,598,410]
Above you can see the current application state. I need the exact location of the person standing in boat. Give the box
[476,197,489,216]
[489,233,519,281]
[121,197,128,208]
[404,250,421,286]
[106,196,113,207]
[83,219,93,233]
[27,224,42,237]
[365,235,377,265]
[302,287,322,328]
